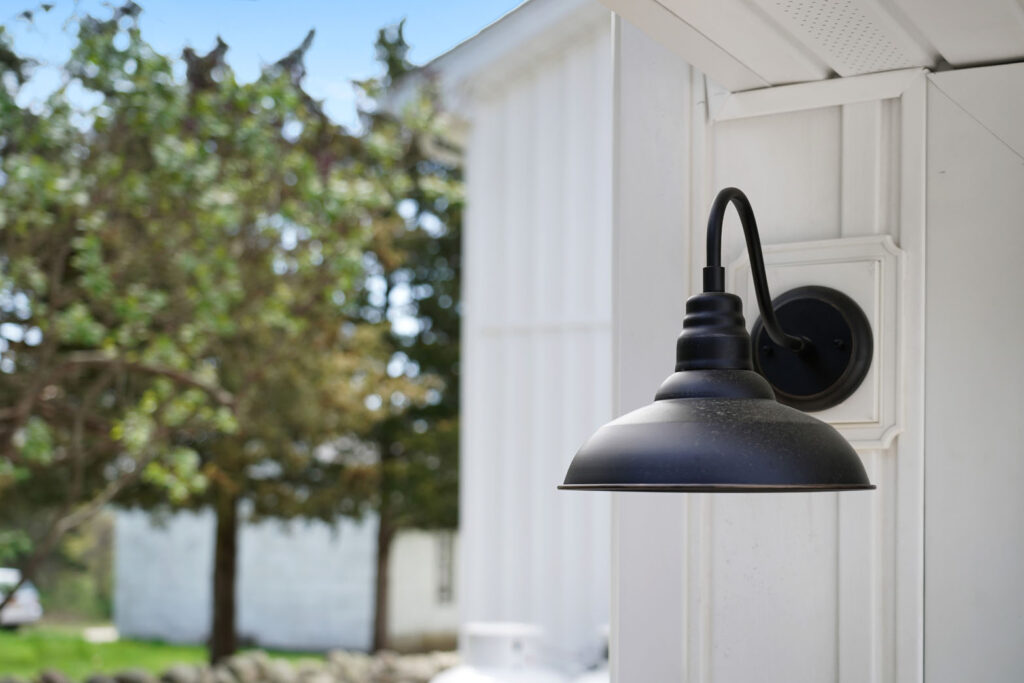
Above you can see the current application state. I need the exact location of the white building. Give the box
[114,510,457,652]
[419,0,1024,681]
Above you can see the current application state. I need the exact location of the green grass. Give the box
[0,624,322,680]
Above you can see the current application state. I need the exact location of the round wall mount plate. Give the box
[751,286,873,412]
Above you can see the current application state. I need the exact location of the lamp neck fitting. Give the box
[676,292,753,371]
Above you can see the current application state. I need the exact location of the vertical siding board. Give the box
[529,55,557,636]
[567,37,593,660]
[896,76,926,683]
[841,100,885,236]
[462,95,501,624]
[564,38,589,320]
[882,100,900,242]
[550,47,576,664]
[555,46,578,663]
[587,26,615,646]
[535,57,561,326]
[687,69,712,683]
[567,34,603,664]
[507,77,533,618]
[592,27,615,324]
[577,40,599,320]
[838,450,881,682]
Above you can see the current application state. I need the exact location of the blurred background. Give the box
[0,1,517,679]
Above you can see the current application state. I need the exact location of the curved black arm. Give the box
[702,187,805,352]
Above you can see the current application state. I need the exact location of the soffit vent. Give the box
[760,0,930,77]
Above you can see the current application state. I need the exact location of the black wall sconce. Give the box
[560,187,875,492]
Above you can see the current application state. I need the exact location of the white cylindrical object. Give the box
[430,622,568,683]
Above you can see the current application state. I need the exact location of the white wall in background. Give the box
[459,12,614,674]
[388,530,459,648]
[115,509,214,645]
[115,509,455,651]
[235,515,377,651]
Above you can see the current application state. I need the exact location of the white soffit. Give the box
[893,0,1024,67]
[602,0,1024,91]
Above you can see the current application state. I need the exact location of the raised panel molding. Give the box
[729,235,904,449]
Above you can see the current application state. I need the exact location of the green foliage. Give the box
[16,417,54,465]
[0,530,32,565]
[0,2,461,580]
[374,21,414,87]
[354,31,463,541]
[35,513,114,622]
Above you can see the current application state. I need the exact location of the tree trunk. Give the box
[210,487,239,663]
[372,513,396,652]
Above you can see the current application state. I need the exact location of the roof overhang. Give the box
[601,0,1024,92]
[388,0,1024,143]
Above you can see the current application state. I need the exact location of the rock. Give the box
[209,666,236,683]
[326,650,373,682]
[379,651,459,683]
[323,650,458,683]
[293,660,333,683]
[84,676,117,683]
[297,673,332,683]
[260,660,297,683]
[114,671,158,683]
[160,665,203,683]
[431,652,460,671]
[224,654,262,683]
[0,675,29,683]
[37,671,71,683]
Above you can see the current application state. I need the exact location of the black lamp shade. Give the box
[559,292,874,492]
[559,369,872,492]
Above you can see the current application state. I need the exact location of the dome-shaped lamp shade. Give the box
[559,292,874,492]
[559,368,873,492]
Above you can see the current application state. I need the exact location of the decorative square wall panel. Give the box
[729,234,903,448]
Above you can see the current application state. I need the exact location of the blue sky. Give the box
[5,0,523,127]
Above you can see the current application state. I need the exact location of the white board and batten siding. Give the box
[610,14,1024,683]
[610,15,929,683]
[459,11,615,673]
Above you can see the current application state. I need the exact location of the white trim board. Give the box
[714,68,928,121]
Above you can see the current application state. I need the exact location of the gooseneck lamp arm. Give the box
[702,187,806,352]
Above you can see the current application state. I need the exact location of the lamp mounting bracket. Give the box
[751,285,872,412]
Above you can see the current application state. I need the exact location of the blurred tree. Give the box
[355,23,462,651]
[0,3,459,662]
